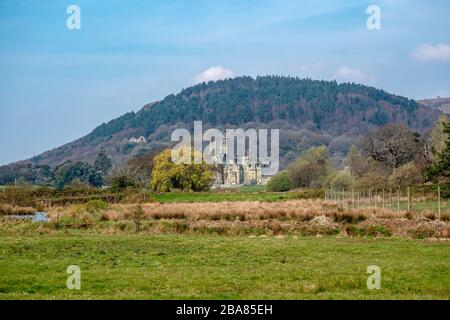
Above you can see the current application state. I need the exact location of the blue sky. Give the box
[0,0,449,165]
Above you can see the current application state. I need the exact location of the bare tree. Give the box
[363,124,421,170]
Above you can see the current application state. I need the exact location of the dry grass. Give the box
[41,200,450,239]
[75,200,410,222]
[0,203,36,216]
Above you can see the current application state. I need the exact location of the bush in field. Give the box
[65,179,91,190]
[267,172,293,192]
[110,174,137,193]
[0,186,33,206]
[84,199,109,214]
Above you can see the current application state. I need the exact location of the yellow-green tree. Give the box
[151,149,213,192]
[286,145,334,188]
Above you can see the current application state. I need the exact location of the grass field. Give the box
[0,233,448,299]
[152,191,293,203]
[1,187,449,300]
[151,189,321,203]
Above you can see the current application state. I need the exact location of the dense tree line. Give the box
[268,114,450,192]
[2,113,448,194]
[0,149,112,189]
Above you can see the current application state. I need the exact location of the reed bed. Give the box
[90,200,444,222]
[0,203,36,216]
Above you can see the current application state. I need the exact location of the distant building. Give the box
[209,137,273,187]
[129,136,147,144]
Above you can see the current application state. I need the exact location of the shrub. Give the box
[407,225,438,239]
[85,200,109,214]
[346,225,391,237]
[110,175,137,193]
[267,172,293,192]
[133,205,145,232]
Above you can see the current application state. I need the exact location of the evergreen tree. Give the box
[429,113,449,161]
[94,148,112,175]
[426,122,450,183]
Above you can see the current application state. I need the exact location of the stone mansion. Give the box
[209,137,273,187]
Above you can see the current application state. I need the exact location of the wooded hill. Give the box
[0,76,441,185]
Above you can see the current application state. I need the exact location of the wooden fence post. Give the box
[362,191,365,208]
[407,187,411,213]
[389,188,392,211]
[351,188,354,209]
[382,189,385,209]
[374,189,378,208]
[438,185,441,220]
[397,187,400,214]
[358,191,361,209]
[366,190,369,208]
[56,212,60,228]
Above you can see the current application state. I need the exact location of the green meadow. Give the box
[151,189,321,203]
[0,233,448,300]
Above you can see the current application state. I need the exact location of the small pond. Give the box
[5,212,50,223]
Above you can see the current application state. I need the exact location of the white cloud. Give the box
[194,66,235,84]
[412,44,450,62]
[336,66,366,82]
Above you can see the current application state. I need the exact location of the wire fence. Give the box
[324,185,445,218]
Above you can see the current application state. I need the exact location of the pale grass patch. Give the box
[47,199,446,223]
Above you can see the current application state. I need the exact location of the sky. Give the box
[0,0,449,165]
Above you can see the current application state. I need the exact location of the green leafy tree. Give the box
[329,171,354,189]
[151,149,213,192]
[110,173,137,193]
[54,161,103,189]
[346,145,369,177]
[286,145,334,188]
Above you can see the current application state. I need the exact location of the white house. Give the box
[129,136,147,144]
